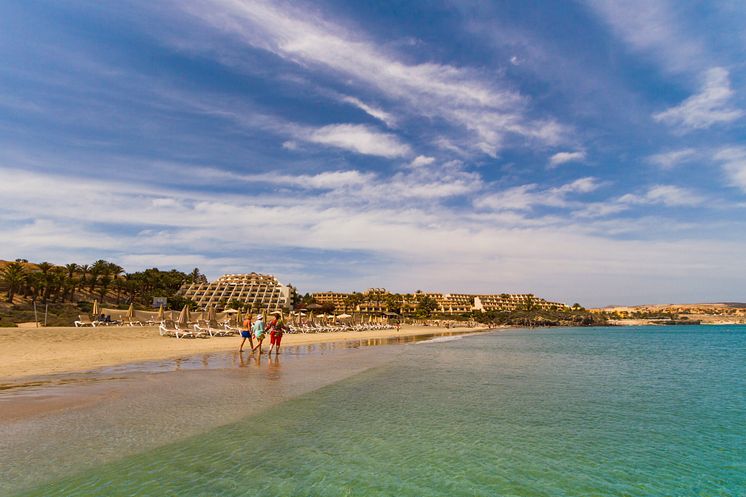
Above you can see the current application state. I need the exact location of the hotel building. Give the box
[179,273,295,311]
[311,289,568,315]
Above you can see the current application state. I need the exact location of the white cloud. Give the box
[409,155,435,168]
[585,0,706,74]
[475,177,600,211]
[171,165,374,191]
[714,147,746,192]
[303,124,411,158]
[341,96,396,128]
[549,150,586,168]
[653,67,743,131]
[178,0,568,156]
[282,140,298,150]
[572,202,629,219]
[2,167,745,306]
[619,185,704,207]
[647,148,697,169]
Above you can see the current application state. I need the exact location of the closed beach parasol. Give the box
[207,304,216,322]
[178,305,191,326]
[126,303,134,319]
[156,304,165,321]
[92,299,100,316]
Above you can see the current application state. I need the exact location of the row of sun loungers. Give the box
[288,323,395,333]
[74,314,121,327]
[75,314,174,328]
[158,319,243,339]
[76,313,395,337]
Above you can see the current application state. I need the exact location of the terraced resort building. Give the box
[179,273,295,311]
[313,289,567,315]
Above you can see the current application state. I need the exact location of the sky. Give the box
[1,0,745,307]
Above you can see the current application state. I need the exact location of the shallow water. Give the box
[9,326,746,496]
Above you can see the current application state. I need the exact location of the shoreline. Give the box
[0,324,491,381]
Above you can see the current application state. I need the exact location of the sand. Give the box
[0,324,487,380]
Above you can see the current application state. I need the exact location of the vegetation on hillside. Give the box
[0,259,207,326]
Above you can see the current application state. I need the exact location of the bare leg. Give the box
[239,337,246,352]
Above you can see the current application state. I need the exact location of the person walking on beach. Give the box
[239,313,254,353]
[267,311,287,355]
[251,314,266,354]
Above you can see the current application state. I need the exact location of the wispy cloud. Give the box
[584,0,705,74]
[549,150,586,168]
[653,67,743,131]
[474,177,600,211]
[2,166,744,306]
[177,0,568,156]
[409,155,435,168]
[340,96,396,128]
[619,185,704,207]
[647,148,697,169]
[714,147,746,192]
[302,124,411,158]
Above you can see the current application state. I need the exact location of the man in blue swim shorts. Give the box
[239,313,254,353]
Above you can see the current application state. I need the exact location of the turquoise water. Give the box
[15,326,746,496]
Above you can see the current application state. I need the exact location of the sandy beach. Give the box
[0,324,487,380]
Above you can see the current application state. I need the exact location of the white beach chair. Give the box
[75,314,96,327]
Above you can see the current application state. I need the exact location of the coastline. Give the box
[0,323,490,381]
[0,326,489,494]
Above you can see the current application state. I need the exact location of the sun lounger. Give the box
[193,320,231,337]
[75,314,97,327]
[159,320,202,339]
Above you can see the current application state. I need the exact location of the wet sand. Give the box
[0,328,490,495]
[0,324,485,380]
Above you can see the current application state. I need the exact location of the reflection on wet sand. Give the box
[0,329,476,395]
[1,330,487,495]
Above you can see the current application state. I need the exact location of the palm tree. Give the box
[25,271,44,304]
[79,264,89,290]
[108,263,124,279]
[89,260,108,292]
[98,274,112,302]
[35,262,54,304]
[1,262,27,302]
[64,263,78,301]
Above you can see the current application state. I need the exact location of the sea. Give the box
[6,326,746,496]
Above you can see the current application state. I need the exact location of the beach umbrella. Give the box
[126,303,134,319]
[336,313,351,319]
[207,304,216,322]
[178,305,191,326]
[156,304,164,321]
[92,299,100,316]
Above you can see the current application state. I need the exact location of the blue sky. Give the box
[1,0,745,306]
